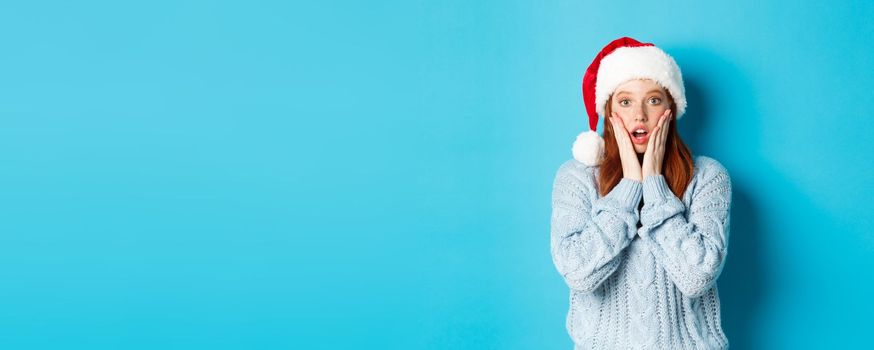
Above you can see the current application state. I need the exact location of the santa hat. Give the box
[572,37,687,166]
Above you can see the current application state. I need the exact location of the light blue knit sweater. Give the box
[550,155,732,349]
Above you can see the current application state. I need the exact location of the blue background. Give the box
[1,1,872,349]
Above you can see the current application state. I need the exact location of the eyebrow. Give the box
[615,89,665,96]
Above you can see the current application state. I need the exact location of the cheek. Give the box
[648,105,668,117]
[613,111,633,125]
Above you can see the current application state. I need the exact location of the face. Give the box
[609,79,671,154]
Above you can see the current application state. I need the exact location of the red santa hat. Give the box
[572,36,687,166]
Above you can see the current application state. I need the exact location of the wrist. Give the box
[623,175,642,182]
[642,169,660,178]
[642,174,672,203]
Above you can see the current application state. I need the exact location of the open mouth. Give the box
[630,129,649,144]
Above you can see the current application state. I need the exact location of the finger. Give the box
[661,110,672,144]
[614,122,631,150]
[609,117,622,143]
[660,114,671,146]
[616,116,633,142]
[650,111,663,146]
[653,109,668,135]
[610,114,634,154]
[647,125,660,151]
[642,124,657,173]
[610,114,629,142]
[612,112,626,132]
[646,115,664,153]
[657,109,669,129]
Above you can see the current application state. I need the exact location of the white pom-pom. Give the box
[571,130,605,166]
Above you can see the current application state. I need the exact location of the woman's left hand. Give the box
[642,109,671,179]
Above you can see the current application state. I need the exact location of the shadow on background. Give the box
[719,188,766,350]
[673,46,767,350]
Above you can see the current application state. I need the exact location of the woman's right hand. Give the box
[609,112,642,182]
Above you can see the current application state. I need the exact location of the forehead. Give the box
[614,79,666,95]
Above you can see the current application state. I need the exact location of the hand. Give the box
[642,109,672,180]
[609,112,642,182]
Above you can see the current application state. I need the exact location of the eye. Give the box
[619,99,630,106]
[648,97,662,104]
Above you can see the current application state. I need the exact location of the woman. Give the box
[550,37,732,349]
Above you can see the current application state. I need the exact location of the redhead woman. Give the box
[550,37,733,349]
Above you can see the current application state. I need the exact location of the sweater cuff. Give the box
[643,174,673,203]
[605,178,643,210]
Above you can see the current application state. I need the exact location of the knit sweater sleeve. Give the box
[550,161,643,293]
[638,159,732,298]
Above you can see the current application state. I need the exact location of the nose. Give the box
[634,104,647,122]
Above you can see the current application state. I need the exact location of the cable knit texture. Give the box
[550,155,732,349]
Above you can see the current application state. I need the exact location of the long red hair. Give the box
[597,93,695,199]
